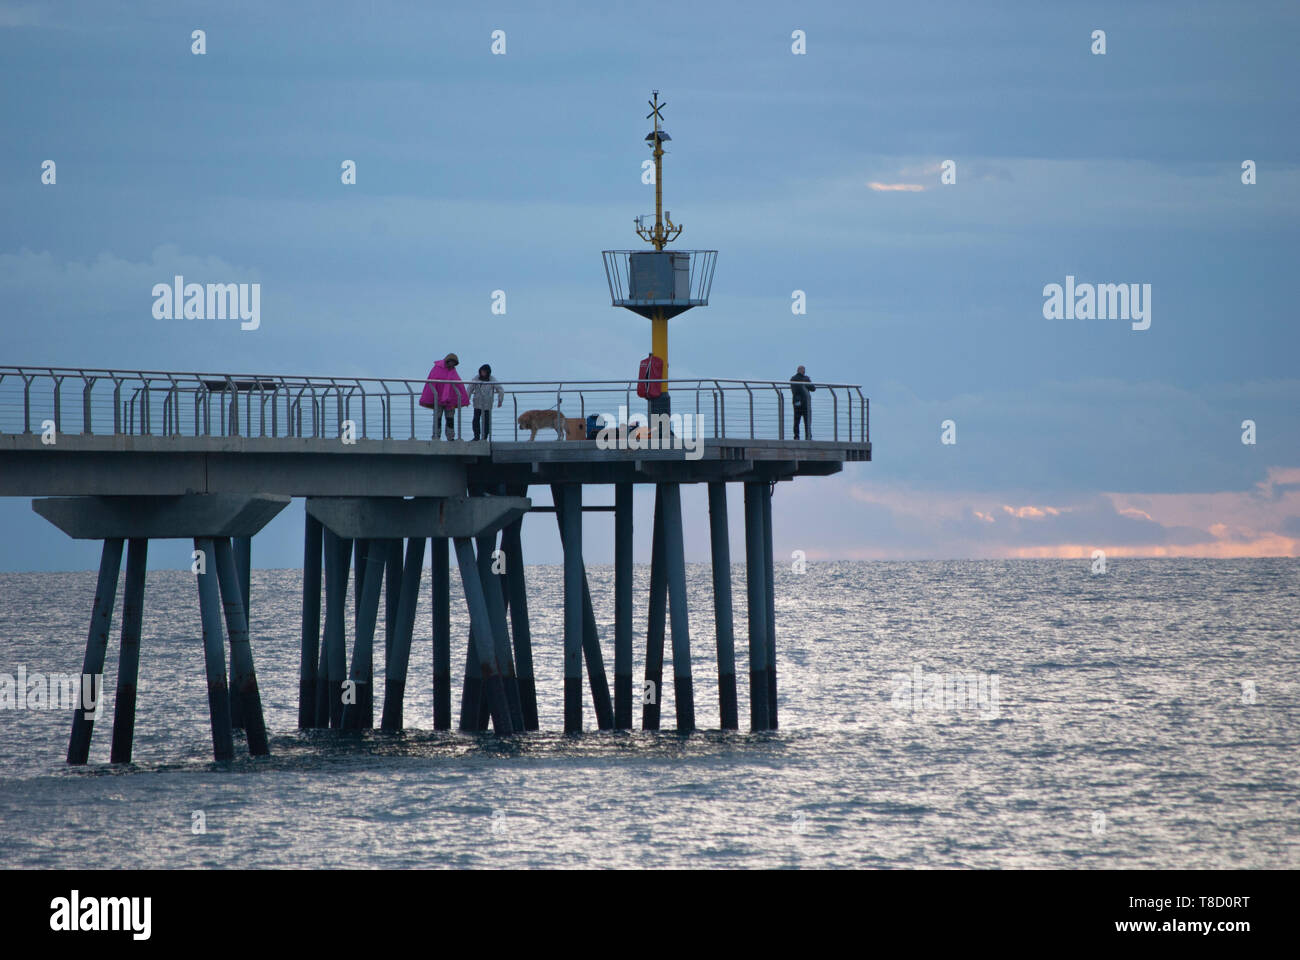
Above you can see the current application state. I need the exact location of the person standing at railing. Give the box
[468,364,504,440]
[638,351,669,439]
[419,353,469,440]
[791,365,815,440]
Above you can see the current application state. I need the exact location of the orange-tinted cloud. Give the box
[807,467,1300,559]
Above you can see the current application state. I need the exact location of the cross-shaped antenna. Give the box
[647,90,666,124]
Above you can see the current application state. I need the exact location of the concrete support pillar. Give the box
[351,537,370,725]
[660,483,695,733]
[553,485,614,731]
[707,483,739,730]
[382,536,425,731]
[194,536,235,761]
[453,536,515,736]
[109,538,147,763]
[68,538,123,764]
[460,629,483,732]
[229,535,251,729]
[342,538,386,729]
[614,482,634,730]
[744,483,771,731]
[558,484,584,733]
[322,529,351,728]
[353,538,367,630]
[385,538,402,664]
[642,486,667,730]
[477,530,525,732]
[762,482,778,729]
[501,509,538,730]
[213,537,270,755]
[298,513,323,729]
[431,537,451,730]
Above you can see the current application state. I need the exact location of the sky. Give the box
[0,0,1297,570]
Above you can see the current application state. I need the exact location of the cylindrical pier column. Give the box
[353,537,367,629]
[642,486,667,730]
[743,483,771,731]
[431,537,452,730]
[661,483,695,733]
[762,482,778,729]
[614,482,634,729]
[707,483,739,730]
[501,509,539,730]
[385,538,403,664]
[351,538,371,727]
[194,536,235,761]
[322,530,351,728]
[229,535,251,729]
[68,538,123,765]
[477,531,525,732]
[109,537,147,763]
[460,629,484,731]
[559,484,584,733]
[382,536,425,731]
[298,513,323,729]
[213,537,270,755]
[453,536,515,736]
[553,485,614,730]
[342,538,386,730]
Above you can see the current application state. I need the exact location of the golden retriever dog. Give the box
[517,408,567,441]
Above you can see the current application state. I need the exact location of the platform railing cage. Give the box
[602,249,717,308]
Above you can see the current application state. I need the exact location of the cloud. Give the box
[768,469,1300,559]
[867,182,926,192]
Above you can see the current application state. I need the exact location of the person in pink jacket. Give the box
[420,353,469,440]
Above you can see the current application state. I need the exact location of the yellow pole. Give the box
[652,309,668,390]
[652,102,665,251]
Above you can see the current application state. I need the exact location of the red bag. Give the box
[637,354,664,399]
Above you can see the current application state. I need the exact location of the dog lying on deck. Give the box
[517,408,567,441]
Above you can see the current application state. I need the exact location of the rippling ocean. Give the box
[0,559,1296,869]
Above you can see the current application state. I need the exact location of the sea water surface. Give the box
[0,559,1296,869]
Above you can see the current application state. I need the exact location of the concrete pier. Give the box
[7,369,870,760]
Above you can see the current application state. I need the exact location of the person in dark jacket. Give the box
[791,365,815,439]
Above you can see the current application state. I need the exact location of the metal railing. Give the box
[0,366,869,445]
[602,249,718,307]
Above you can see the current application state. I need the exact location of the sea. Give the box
[0,559,1296,869]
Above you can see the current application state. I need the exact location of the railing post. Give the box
[52,374,63,436]
[81,375,96,435]
[226,376,238,437]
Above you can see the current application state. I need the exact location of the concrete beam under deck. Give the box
[33,493,290,539]
[306,496,531,540]
[472,438,866,485]
[0,434,475,497]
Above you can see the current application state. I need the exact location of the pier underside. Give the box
[14,434,870,762]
